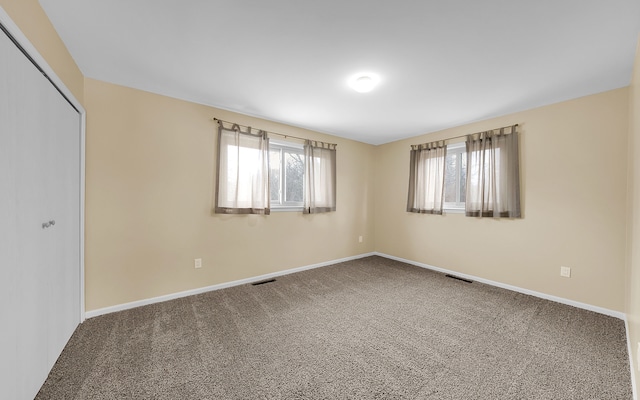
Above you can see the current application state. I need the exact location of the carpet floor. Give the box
[36,256,632,399]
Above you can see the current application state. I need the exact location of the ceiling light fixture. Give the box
[348,73,380,93]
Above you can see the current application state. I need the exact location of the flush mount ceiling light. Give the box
[348,73,380,93]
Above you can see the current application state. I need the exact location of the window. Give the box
[406,141,447,214]
[465,130,520,218]
[407,126,520,218]
[215,120,337,214]
[303,140,337,213]
[443,143,466,211]
[215,123,269,214]
[269,140,305,210]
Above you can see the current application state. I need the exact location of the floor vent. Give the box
[445,274,473,284]
[251,278,276,286]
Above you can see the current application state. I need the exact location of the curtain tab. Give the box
[411,139,446,150]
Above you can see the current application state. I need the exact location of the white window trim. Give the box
[270,139,304,211]
[270,206,304,212]
[443,142,466,213]
[270,138,304,149]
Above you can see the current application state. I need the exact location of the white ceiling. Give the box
[39,0,640,145]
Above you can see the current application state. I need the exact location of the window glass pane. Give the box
[460,153,467,203]
[285,151,304,202]
[444,153,457,203]
[225,144,262,203]
[269,149,281,203]
[468,150,480,198]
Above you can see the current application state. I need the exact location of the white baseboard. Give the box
[379,252,637,397]
[85,251,636,397]
[85,252,376,319]
[625,316,639,400]
[84,250,636,398]
[374,252,640,400]
[374,252,625,320]
[87,251,624,320]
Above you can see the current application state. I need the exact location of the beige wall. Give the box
[375,88,629,312]
[0,0,84,103]
[84,78,376,311]
[1,0,636,349]
[626,36,640,392]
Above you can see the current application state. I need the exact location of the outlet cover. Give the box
[560,266,571,278]
[358,236,363,243]
[194,258,202,269]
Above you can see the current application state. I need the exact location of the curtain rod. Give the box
[437,123,519,144]
[212,117,337,146]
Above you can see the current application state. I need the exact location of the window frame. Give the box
[269,139,305,212]
[215,125,270,214]
[443,142,466,213]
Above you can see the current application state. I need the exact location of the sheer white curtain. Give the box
[215,122,270,214]
[465,127,521,218]
[407,141,447,214]
[303,140,336,213]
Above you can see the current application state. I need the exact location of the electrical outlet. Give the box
[560,266,571,278]
[194,258,202,269]
[358,235,363,243]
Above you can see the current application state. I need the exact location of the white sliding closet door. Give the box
[0,23,81,400]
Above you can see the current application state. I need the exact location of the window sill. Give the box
[271,206,303,213]
[443,208,465,214]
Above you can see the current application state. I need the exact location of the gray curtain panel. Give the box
[465,127,521,218]
[303,140,337,213]
[407,141,447,214]
[215,121,270,215]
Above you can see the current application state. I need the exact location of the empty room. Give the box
[2,0,640,399]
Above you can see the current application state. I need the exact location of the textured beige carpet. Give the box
[36,256,632,399]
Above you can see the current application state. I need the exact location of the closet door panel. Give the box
[1,27,49,399]
[0,26,20,400]
[11,34,54,399]
[0,25,81,400]
[43,82,81,367]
